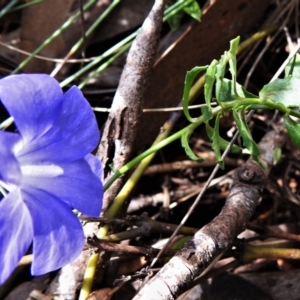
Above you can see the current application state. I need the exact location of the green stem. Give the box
[163,0,196,21]
[61,0,200,87]
[60,31,136,88]
[0,0,18,19]
[51,0,120,77]
[243,243,300,262]
[9,0,45,12]
[104,106,223,191]
[104,98,300,191]
[78,43,130,89]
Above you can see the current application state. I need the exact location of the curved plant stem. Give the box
[104,107,222,191]
[8,0,44,12]
[0,0,18,20]
[78,43,131,89]
[60,31,137,88]
[243,243,300,262]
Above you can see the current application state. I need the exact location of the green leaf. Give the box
[285,53,300,78]
[259,76,300,107]
[211,114,224,169]
[227,37,240,93]
[165,236,192,263]
[232,110,260,159]
[215,54,227,104]
[215,37,240,104]
[204,59,218,107]
[284,115,300,151]
[183,66,208,122]
[273,147,282,165]
[183,0,201,20]
[206,121,242,154]
[205,122,214,139]
[219,79,258,102]
[200,105,213,122]
[181,129,205,162]
[167,9,184,30]
[109,163,116,172]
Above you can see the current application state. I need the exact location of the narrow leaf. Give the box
[285,53,300,78]
[200,105,213,122]
[211,114,224,169]
[215,54,227,104]
[167,9,184,30]
[206,122,242,153]
[183,0,201,20]
[259,76,300,107]
[204,59,218,107]
[226,36,240,97]
[232,110,260,159]
[183,66,208,122]
[284,115,300,151]
[273,147,282,165]
[219,78,258,102]
[181,129,205,162]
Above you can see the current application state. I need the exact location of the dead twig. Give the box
[133,129,287,300]
[143,156,242,175]
[87,235,177,257]
[82,214,198,242]
[97,0,165,213]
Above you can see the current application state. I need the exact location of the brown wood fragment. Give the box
[19,0,74,72]
[143,156,242,175]
[97,0,165,212]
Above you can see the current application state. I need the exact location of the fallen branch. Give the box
[133,128,287,300]
[143,155,242,175]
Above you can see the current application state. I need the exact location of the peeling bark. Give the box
[133,129,287,300]
[97,0,165,213]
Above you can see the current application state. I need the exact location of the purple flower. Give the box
[0,74,103,283]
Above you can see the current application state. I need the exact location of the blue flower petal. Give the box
[85,154,103,182]
[21,157,102,216]
[17,86,100,164]
[0,131,22,186]
[22,187,85,275]
[0,74,63,144]
[0,188,33,284]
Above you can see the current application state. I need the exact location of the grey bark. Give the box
[97,0,165,213]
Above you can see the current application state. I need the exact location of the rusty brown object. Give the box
[19,0,75,73]
[137,0,272,147]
